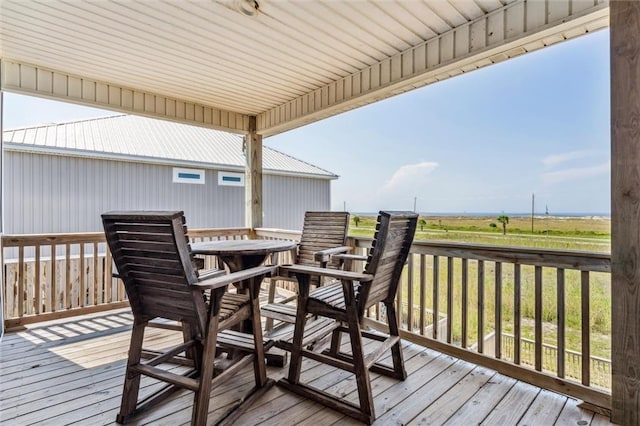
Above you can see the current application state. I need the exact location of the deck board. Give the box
[0,309,612,425]
[518,389,571,425]
[408,366,495,425]
[443,373,517,425]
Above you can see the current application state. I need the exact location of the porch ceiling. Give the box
[0,0,608,137]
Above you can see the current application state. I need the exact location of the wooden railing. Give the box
[2,228,252,329]
[253,229,613,410]
[348,236,612,410]
[2,227,612,410]
[500,333,612,390]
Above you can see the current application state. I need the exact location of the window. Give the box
[218,171,245,187]
[173,167,205,184]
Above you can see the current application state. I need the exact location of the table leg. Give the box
[218,253,287,367]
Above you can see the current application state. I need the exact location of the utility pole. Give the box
[413,196,417,213]
[343,201,346,212]
[531,193,535,233]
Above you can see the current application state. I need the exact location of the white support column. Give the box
[245,116,263,229]
[611,1,640,423]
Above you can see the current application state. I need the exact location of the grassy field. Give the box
[349,214,612,365]
[350,214,610,235]
[350,214,611,252]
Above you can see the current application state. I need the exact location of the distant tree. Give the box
[489,223,497,229]
[353,215,361,227]
[418,218,427,231]
[497,215,509,235]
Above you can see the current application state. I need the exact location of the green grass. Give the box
[351,214,611,241]
[350,215,612,361]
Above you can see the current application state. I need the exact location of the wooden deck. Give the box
[1,309,612,425]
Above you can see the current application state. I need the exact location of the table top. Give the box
[191,239,297,256]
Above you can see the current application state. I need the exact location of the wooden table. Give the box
[191,239,297,274]
[192,239,297,366]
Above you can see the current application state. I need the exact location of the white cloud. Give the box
[382,162,439,192]
[542,161,609,185]
[542,150,599,167]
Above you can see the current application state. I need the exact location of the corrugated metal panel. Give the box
[2,115,336,179]
[263,175,331,231]
[4,151,330,234]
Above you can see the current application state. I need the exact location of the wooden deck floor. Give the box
[1,309,612,425]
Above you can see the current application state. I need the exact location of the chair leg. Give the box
[264,277,277,333]
[250,276,268,387]
[346,308,375,423]
[385,302,407,380]
[116,321,146,423]
[192,309,220,425]
[287,277,310,384]
[182,322,201,367]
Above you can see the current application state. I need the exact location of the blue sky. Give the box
[2,30,610,214]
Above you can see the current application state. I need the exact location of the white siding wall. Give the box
[263,174,332,231]
[4,151,330,234]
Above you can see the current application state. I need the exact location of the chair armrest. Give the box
[331,253,367,263]
[280,264,373,282]
[313,246,352,263]
[197,268,226,280]
[194,265,278,290]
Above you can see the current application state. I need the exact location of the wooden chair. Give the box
[277,211,418,424]
[102,211,276,426]
[262,211,350,332]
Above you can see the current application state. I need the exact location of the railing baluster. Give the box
[420,254,426,336]
[433,255,439,340]
[557,268,566,378]
[18,246,25,317]
[65,243,71,309]
[535,265,543,371]
[447,256,453,344]
[461,258,468,348]
[407,253,414,332]
[105,244,112,303]
[35,245,41,314]
[50,244,56,312]
[495,261,502,359]
[478,260,484,354]
[80,243,85,307]
[514,264,521,365]
[582,270,591,386]
[93,242,99,304]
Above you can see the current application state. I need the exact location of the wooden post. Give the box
[611,1,640,423]
[245,116,263,229]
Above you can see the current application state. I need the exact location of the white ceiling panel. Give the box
[0,0,609,136]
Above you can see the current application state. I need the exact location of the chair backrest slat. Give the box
[102,211,207,331]
[297,211,350,270]
[359,211,418,312]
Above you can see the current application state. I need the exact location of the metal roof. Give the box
[2,115,337,179]
[0,1,609,137]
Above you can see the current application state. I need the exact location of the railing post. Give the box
[611,1,640,422]
[244,116,263,229]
